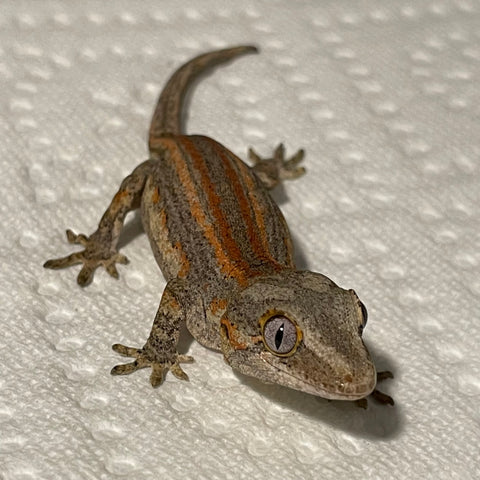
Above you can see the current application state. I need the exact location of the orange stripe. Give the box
[212,142,285,271]
[234,151,293,268]
[181,137,255,283]
[240,168,276,259]
[152,186,160,204]
[162,137,250,285]
[174,241,190,277]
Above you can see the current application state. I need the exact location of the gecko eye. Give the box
[261,315,301,356]
[350,289,368,336]
[358,301,368,336]
[359,301,368,327]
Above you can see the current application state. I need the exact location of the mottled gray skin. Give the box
[220,273,376,400]
[44,46,392,404]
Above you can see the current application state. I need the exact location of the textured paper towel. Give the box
[1,1,479,479]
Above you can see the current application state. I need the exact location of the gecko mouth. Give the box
[260,350,377,401]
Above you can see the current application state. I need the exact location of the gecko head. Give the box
[219,271,376,401]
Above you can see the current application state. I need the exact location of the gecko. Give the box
[44,46,393,406]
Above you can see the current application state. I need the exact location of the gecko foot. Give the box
[111,343,194,387]
[249,143,305,189]
[355,371,394,408]
[371,370,394,406]
[44,229,128,286]
[370,388,394,406]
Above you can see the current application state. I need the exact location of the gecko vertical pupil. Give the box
[263,315,298,355]
[275,323,284,350]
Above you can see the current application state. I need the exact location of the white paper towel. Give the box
[1,1,479,479]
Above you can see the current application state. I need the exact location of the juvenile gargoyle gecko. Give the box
[45,46,393,406]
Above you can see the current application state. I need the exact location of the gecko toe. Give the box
[66,229,89,246]
[177,354,194,364]
[112,344,141,356]
[371,389,395,406]
[285,148,305,168]
[106,262,119,279]
[274,143,285,159]
[355,398,369,409]
[170,363,189,381]
[248,147,261,164]
[115,253,129,265]
[377,371,394,382]
[44,252,84,270]
[77,264,96,286]
[150,363,168,387]
[43,259,60,269]
[111,360,143,376]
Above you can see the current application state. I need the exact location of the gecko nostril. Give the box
[344,373,353,383]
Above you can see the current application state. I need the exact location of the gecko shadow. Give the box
[253,226,402,439]
[176,320,402,441]
[177,314,401,440]
[117,211,145,250]
[230,343,402,441]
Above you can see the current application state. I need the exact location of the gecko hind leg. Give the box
[249,143,305,190]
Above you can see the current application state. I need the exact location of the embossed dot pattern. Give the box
[1,1,479,479]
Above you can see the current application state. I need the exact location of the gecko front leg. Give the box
[249,143,305,190]
[111,278,194,387]
[44,159,155,286]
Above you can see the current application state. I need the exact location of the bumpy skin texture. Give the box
[44,46,392,405]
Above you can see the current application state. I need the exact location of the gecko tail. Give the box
[148,45,258,150]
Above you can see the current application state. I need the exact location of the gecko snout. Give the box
[334,368,376,397]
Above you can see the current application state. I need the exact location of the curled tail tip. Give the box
[235,44,259,55]
[243,45,260,53]
[218,45,259,57]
